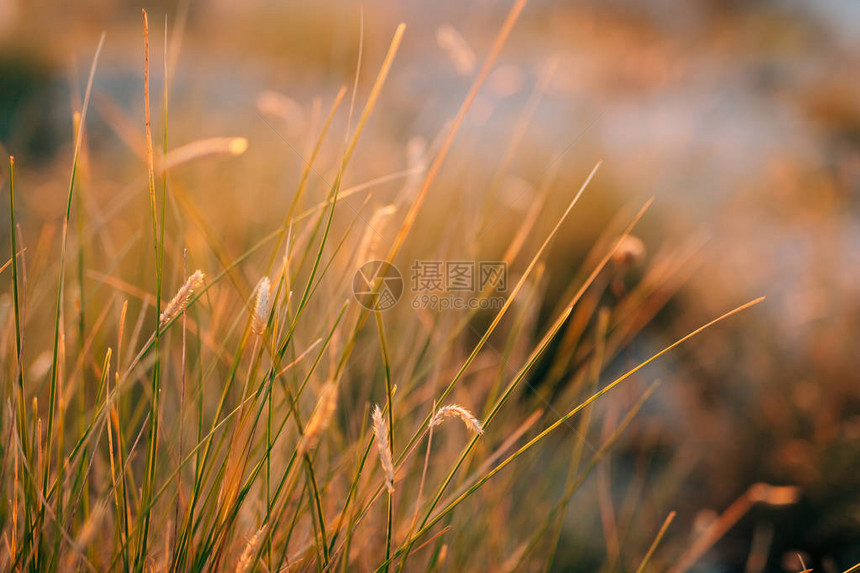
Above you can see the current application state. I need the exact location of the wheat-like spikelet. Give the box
[252,276,271,334]
[299,381,338,454]
[235,526,265,573]
[430,404,484,435]
[372,405,395,493]
[159,270,205,327]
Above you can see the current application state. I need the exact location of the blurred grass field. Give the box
[1,0,859,571]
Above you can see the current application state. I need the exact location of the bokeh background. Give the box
[1,0,859,571]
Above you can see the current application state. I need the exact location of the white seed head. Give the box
[235,526,266,573]
[430,404,484,435]
[252,276,272,334]
[372,405,395,493]
[160,270,205,327]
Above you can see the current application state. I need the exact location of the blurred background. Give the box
[1,0,858,570]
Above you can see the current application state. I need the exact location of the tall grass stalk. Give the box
[378,297,763,571]
[37,32,105,572]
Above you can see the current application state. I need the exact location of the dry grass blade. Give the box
[384,0,529,264]
[4,2,815,570]
[635,511,676,573]
[391,297,765,568]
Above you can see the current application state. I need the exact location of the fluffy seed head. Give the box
[299,381,338,454]
[235,526,265,573]
[252,277,271,334]
[372,405,395,493]
[430,404,484,435]
[160,270,205,327]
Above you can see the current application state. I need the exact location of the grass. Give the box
[3,3,852,573]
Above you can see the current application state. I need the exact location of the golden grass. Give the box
[0,4,806,572]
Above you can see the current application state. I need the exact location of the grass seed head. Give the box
[430,404,484,435]
[235,526,266,573]
[252,276,272,334]
[436,25,476,76]
[372,405,395,493]
[159,270,205,327]
[300,381,338,454]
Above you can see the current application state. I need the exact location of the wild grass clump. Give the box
[0,3,812,572]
